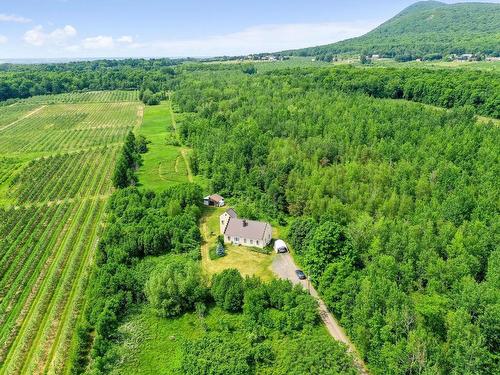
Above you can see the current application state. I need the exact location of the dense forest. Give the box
[273,67,500,118]
[173,67,499,374]
[0,58,180,103]
[283,1,500,59]
[1,60,499,118]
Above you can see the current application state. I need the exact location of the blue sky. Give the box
[0,0,498,58]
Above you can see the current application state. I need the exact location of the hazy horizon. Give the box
[1,0,498,59]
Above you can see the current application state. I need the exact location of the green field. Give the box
[137,101,207,191]
[0,91,143,374]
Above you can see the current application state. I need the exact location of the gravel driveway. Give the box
[272,252,369,374]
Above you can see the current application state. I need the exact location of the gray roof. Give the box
[225,208,238,218]
[224,217,270,241]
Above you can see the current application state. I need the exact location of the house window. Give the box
[244,239,247,243]
[234,237,239,242]
[226,236,230,241]
[256,240,259,245]
[250,239,253,244]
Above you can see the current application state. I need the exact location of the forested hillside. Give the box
[283,1,500,59]
[173,66,499,374]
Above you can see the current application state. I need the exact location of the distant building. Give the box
[203,194,225,207]
[457,54,474,61]
[219,209,272,248]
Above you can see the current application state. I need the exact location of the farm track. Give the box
[0,105,46,132]
[168,99,193,182]
[0,92,141,374]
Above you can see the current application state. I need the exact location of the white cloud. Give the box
[0,35,7,44]
[12,21,379,58]
[117,35,134,44]
[0,14,31,23]
[150,21,379,57]
[24,25,77,46]
[82,35,114,49]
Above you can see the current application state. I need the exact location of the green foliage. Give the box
[0,58,180,103]
[145,258,208,317]
[112,131,143,188]
[135,134,150,153]
[173,66,500,374]
[181,332,254,374]
[269,335,357,375]
[243,278,320,333]
[242,64,257,75]
[72,185,202,373]
[139,88,165,105]
[287,217,317,255]
[211,269,245,312]
[284,2,500,58]
[302,221,351,282]
[215,242,225,257]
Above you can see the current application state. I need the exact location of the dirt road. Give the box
[0,105,46,132]
[272,252,369,374]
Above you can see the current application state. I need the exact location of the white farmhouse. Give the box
[219,208,272,248]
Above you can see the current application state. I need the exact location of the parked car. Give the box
[295,269,306,280]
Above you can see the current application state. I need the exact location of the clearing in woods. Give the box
[0,90,143,374]
[137,101,201,191]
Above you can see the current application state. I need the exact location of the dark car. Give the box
[295,269,306,280]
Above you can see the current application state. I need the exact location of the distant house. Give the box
[219,209,272,248]
[457,54,474,61]
[203,194,225,207]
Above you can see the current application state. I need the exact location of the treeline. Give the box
[173,68,499,374]
[0,58,180,103]
[281,67,499,118]
[144,264,356,374]
[112,131,149,188]
[2,58,497,118]
[70,185,203,373]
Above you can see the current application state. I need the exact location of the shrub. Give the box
[211,269,245,312]
[145,258,208,317]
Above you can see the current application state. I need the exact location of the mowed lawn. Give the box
[200,206,276,281]
[137,102,189,191]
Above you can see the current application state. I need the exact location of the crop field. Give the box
[0,91,143,374]
[12,90,139,105]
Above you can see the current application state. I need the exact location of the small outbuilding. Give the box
[274,239,288,253]
[203,194,225,207]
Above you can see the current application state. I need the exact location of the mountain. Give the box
[281,1,500,59]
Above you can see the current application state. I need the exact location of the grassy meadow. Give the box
[137,101,207,191]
